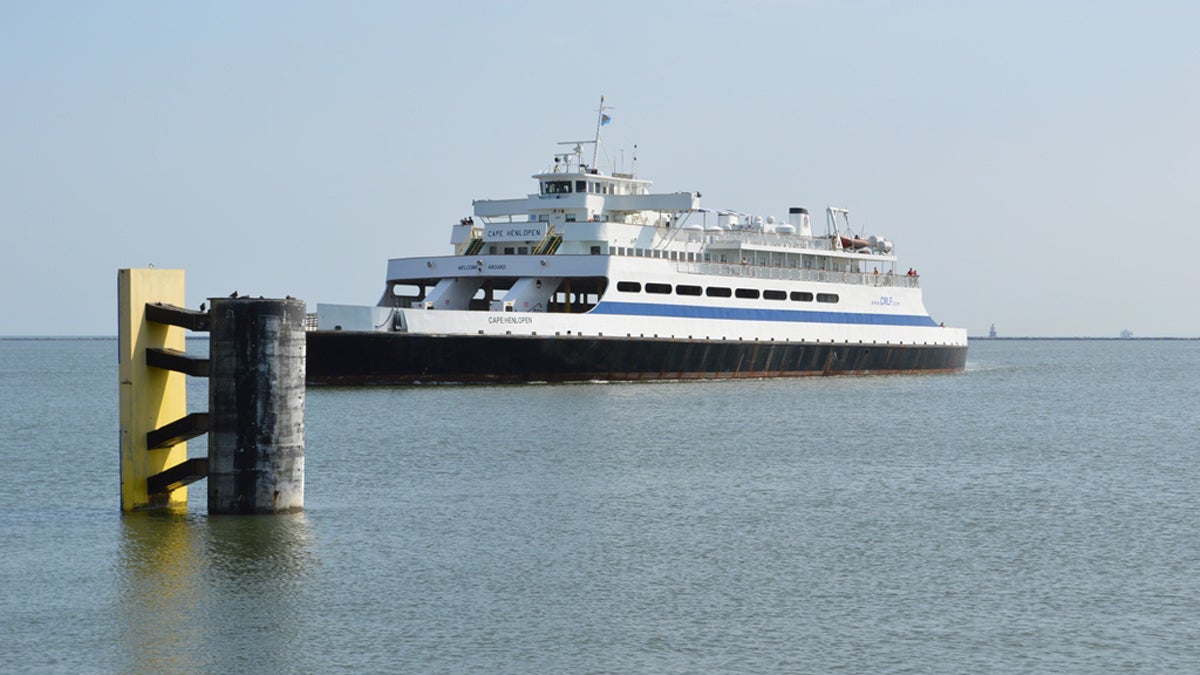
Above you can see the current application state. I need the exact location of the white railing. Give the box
[670,261,920,288]
[707,231,838,252]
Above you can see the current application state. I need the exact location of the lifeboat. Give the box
[839,236,872,250]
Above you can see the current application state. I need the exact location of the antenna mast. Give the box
[591,95,612,169]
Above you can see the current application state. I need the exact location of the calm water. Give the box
[1,338,1198,673]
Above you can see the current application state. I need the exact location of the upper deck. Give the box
[433,98,918,297]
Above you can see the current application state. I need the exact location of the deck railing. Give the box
[707,231,838,252]
[670,261,920,288]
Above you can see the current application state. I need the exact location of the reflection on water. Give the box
[117,510,202,674]
[117,511,314,673]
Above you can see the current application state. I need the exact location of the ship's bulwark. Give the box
[306,331,967,384]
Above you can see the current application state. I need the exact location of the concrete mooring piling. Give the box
[207,297,307,514]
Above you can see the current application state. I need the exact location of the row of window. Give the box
[542,180,628,196]
[615,247,698,261]
[611,247,774,264]
[488,244,603,255]
[616,281,838,304]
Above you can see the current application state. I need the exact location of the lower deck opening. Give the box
[384,277,608,314]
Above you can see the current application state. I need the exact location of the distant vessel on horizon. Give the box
[305,98,968,384]
[989,323,997,339]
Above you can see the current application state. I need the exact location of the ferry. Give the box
[307,99,967,384]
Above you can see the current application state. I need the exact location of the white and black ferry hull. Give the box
[306,331,967,385]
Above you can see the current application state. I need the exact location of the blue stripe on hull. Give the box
[589,301,939,327]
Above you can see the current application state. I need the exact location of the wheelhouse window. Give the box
[616,281,641,293]
[543,180,572,194]
[706,286,732,298]
[575,180,586,192]
[675,285,702,296]
[816,293,839,303]
[735,288,760,299]
[645,283,672,294]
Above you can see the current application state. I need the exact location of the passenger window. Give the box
[735,288,760,299]
[645,283,672,294]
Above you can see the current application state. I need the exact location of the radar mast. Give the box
[591,95,613,169]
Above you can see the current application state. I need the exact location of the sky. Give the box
[2,0,1198,337]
